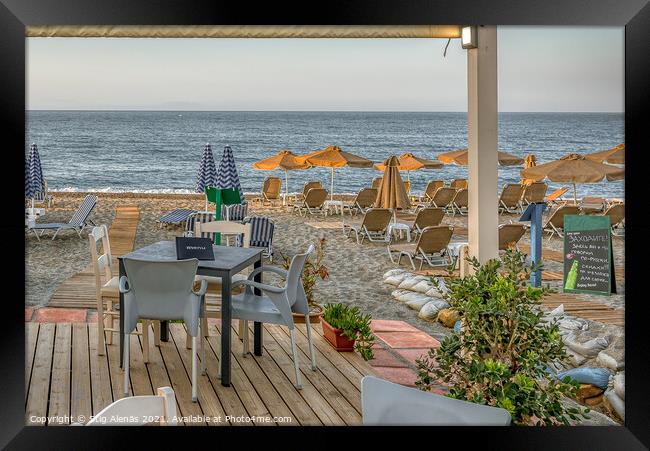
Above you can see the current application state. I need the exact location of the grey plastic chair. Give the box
[230,245,317,389]
[119,257,208,402]
[361,376,512,425]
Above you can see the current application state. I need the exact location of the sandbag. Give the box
[410,279,436,294]
[418,301,441,321]
[613,372,625,401]
[424,277,449,296]
[558,318,589,331]
[392,290,432,306]
[556,367,611,390]
[563,333,609,358]
[406,297,431,311]
[596,350,624,371]
[383,268,408,280]
[384,271,412,286]
[397,275,430,290]
[391,289,414,302]
[565,349,587,367]
[603,388,625,422]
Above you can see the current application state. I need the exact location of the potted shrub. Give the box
[281,237,329,324]
[415,249,590,426]
[321,303,375,361]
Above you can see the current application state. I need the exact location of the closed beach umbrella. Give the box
[438,148,524,166]
[215,145,243,199]
[196,143,218,210]
[374,152,443,181]
[25,143,45,211]
[520,153,624,204]
[585,143,624,165]
[375,155,411,214]
[521,153,537,185]
[297,145,374,201]
[253,149,311,205]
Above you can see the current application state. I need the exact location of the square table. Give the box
[118,240,264,387]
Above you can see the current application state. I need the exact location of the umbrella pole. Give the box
[331,167,335,201]
[573,183,577,205]
[284,170,289,206]
[204,194,208,212]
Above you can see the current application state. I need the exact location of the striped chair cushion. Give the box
[238,217,274,254]
[221,202,248,222]
[159,209,197,224]
[68,195,97,227]
[184,212,217,240]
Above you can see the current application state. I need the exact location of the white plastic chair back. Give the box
[85,387,178,425]
[361,376,511,425]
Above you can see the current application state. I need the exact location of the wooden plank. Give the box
[88,324,114,416]
[47,324,72,425]
[204,332,276,426]
[307,322,378,381]
[265,325,362,425]
[26,323,55,425]
[258,325,342,425]
[167,323,228,426]
[70,323,92,424]
[278,325,363,414]
[25,322,39,401]
[156,328,207,426]
[224,322,308,426]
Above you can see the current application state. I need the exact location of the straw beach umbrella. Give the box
[25,143,45,213]
[297,145,374,201]
[196,143,218,211]
[375,156,411,215]
[253,149,311,205]
[438,148,524,166]
[373,152,443,182]
[585,143,624,165]
[521,153,537,185]
[520,153,624,204]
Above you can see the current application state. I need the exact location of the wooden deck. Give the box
[25,319,376,426]
[48,206,140,309]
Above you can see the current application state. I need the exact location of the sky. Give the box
[26,26,624,112]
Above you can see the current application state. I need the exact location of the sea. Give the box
[26,111,624,199]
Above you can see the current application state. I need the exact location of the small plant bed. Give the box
[415,249,591,426]
[321,303,375,361]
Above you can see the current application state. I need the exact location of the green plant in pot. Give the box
[280,237,329,323]
[321,303,375,361]
[415,249,590,426]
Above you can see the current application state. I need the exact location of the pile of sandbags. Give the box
[383,270,450,322]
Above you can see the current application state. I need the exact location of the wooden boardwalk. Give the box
[25,320,376,426]
[48,206,140,309]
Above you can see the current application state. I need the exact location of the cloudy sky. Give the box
[26,26,623,112]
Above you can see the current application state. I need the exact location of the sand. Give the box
[25,192,625,342]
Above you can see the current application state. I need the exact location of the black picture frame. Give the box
[3,0,648,448]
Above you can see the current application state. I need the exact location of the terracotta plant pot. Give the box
[293,304,324,324]
[320,317,355,352]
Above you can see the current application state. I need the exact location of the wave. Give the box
[50,186,359,196]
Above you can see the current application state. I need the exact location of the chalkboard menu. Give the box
[563,215,616,295]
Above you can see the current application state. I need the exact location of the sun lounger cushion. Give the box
[31,222,72,229]
[159,209,197,224]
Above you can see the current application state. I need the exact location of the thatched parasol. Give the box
[585,143,624,165]
[438,148,524,166]
[253,149,311,204]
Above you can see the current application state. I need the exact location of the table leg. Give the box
[253,256,263,356]
[220,275,232,386]
[160,321,169,342]
[119,258,125,369]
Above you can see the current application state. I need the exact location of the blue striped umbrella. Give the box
[26,143,45,209]
[196,143,218,210]
[216,145,243,199]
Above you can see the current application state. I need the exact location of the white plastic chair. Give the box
[85,387,178,425]
[361,376,512,425]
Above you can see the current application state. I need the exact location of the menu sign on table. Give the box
[563,215,616,295]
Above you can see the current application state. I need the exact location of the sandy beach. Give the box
[25,191,625,343]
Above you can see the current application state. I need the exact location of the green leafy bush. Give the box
[415,249,590,425]
[323,303,375,361]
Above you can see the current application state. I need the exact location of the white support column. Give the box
[466,25,499,268]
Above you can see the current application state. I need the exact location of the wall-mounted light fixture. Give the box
[461,25,478,49]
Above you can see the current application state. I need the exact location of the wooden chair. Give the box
[545,187,569,207]
[295,181,323,203]
[257,176,282,205]
[498,184,525,214]
[291,188,329,216]
[343,208,393,244]
[88,225,158,359]
[450,188,468,216]
[387,225,454,270]
[498,223,526,251]
[543,205,581,239]
[450,178,468,189]
[416,187,456,211]
[420,180,445,202]
[404,207,445,238]
[521,182,548,206]
[342,188,378,216]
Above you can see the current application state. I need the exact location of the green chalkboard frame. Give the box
[563,214,616,296]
